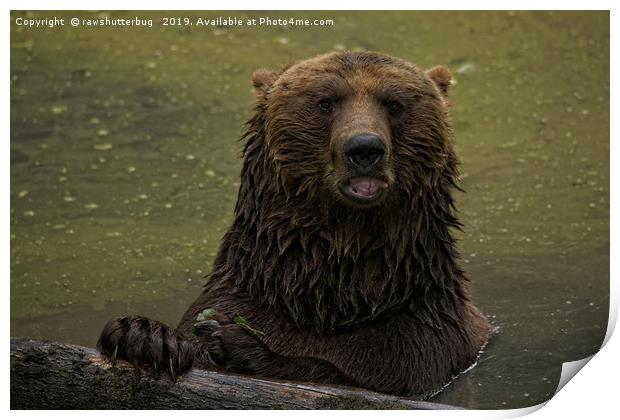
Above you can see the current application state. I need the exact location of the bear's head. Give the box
[248,51,457,213]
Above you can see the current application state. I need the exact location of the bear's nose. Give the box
[343,134,385,171]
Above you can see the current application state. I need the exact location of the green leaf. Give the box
[233,314,265,338]
[233,315,248,326]
[195,308,217,323]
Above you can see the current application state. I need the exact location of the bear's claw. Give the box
[97,315,195,381]
[191,311,275,374]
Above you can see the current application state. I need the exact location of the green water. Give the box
[10,11,609,409]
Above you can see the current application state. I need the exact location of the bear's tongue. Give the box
[348,177,387,198]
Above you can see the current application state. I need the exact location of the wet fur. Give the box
[98,51,493,399]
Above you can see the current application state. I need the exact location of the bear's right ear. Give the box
[426,65,452,97]
[252,69,279,103]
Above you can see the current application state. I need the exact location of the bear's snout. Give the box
[343,133,385,173]
[337,134,390,205]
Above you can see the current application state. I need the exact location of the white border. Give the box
[4,2,616,420]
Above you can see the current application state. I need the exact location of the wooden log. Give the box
[10,337,460,410]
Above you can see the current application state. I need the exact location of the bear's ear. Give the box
[426,65,452,96]
[251,69,279,103]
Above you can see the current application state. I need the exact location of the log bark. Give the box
[10,337,460,410]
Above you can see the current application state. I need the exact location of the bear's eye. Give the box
[318,98,334,114]
[385,99,403,116]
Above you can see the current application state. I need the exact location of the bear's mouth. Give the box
[340,177,388,203]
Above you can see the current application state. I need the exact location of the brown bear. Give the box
[98,51,494,399]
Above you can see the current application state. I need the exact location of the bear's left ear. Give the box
[252,69,279,103]
[426,65,452,97]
